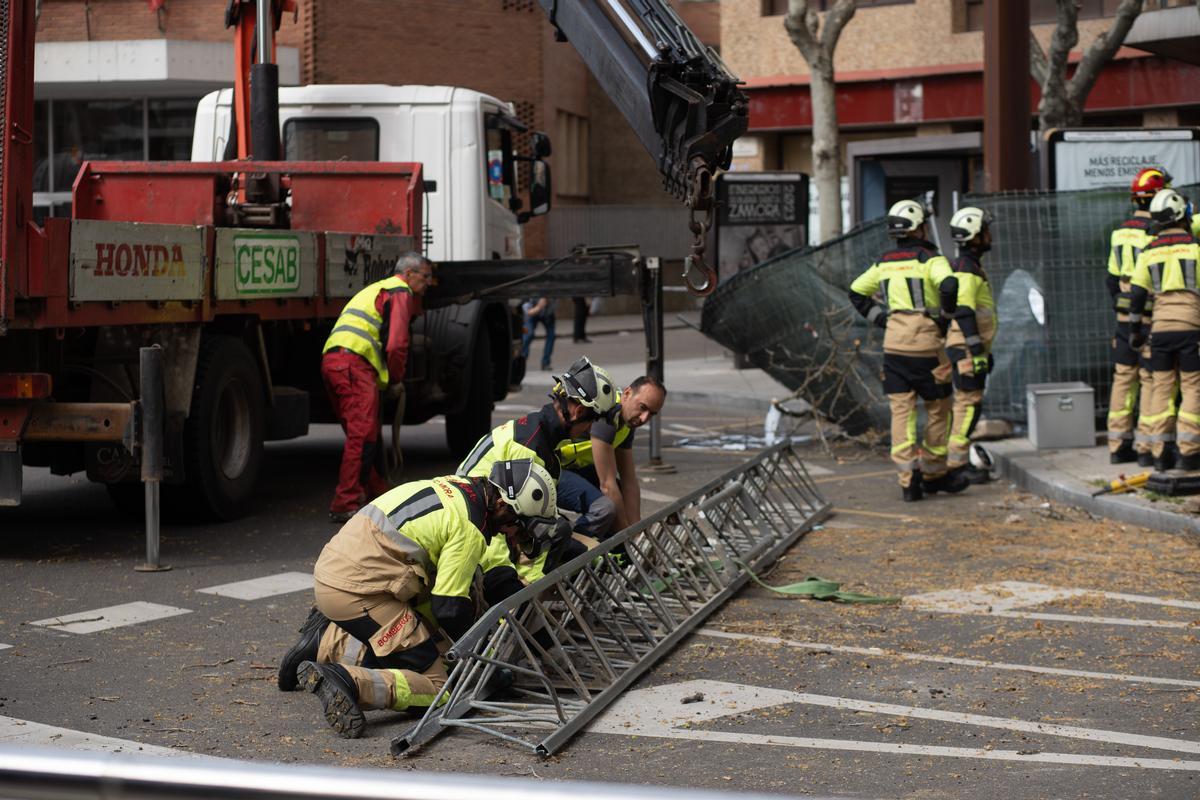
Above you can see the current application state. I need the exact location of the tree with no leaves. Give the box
[784,0,857,244]
[1030,0,1144,133]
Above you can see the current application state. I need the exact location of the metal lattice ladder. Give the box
[392,442,830,757]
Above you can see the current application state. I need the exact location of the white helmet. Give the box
[886,199,926,237]
[949,206,992,243]
[489,459,556,519]
[1149,188,1188,226]
[969,443,994,473]
[555,357,618,416]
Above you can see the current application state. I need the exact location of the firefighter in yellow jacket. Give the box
[945,207,997,484]
[1106,168,1168,466]
[850,199,967,501]
[1129,189,1200,473]
[293,459,557,739]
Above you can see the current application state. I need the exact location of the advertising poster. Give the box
[716,172,809,282]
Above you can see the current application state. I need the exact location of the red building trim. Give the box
[747,55,1200,131]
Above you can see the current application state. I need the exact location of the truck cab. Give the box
[192,84,533,261]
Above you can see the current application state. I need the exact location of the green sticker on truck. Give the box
[215,229,316,300]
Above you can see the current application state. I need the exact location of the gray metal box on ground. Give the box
[1026,382,1095,449]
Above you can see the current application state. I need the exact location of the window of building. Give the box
[33,96,201,223]
[762,0,913,15]
[555,109,589,198]
[283,118,380,161]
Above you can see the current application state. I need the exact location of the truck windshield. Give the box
[283,118,379,161]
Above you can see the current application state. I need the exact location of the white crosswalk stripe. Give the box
[29,602,191,634]
[197,571,313,600]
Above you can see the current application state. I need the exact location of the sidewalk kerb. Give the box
[990,445,1200,541]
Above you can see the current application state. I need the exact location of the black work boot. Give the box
[1179,452,1200,472]
[1155,445,1177,472]
[1137,451,1155,468]
[299,661,365,739]
[1110,442,1137,464]
[958,464,992,484]
[901,471,923,502]
[924,469,970,495]
[278,607,330,691]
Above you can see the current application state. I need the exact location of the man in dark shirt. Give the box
[556,375,667,539]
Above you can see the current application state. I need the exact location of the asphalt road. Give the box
[1,381,1198,800]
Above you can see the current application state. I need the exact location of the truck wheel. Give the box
[445,327,494,458]
[185,335,265,520]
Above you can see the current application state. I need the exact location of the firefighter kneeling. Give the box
[1129,189,1200,473]
[288,459,557,739]
[850,200,968,501]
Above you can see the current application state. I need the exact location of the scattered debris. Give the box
[680,692,705,705]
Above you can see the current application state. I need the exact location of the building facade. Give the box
[721,0,1200,232]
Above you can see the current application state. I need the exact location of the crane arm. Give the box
[538,0,749,293]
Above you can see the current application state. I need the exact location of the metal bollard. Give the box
[640,256,674,473]
[135,345,170,573]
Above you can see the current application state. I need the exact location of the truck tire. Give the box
[185,335,265,520]
[445,327,494,458]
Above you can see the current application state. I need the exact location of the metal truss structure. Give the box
[392,442,830,758]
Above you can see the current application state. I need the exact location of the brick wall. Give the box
[36,0,303,48]
[722,0,1121,80]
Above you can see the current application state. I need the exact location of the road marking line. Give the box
[0,644,10,652]
[905,581,1200,629]
[29,602,191,634]
[665,423,708,434]
[813,468,896,484]
[640,489,679,503]
[589,679,1200,771]
[494,404,533,412]
[197,571,313,600]
[0,715,222,759]
[832,507,917,521]
[697,628,1200,688]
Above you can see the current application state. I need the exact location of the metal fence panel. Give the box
[700,184,1200,430]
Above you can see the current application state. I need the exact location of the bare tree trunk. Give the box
[1033,0,1144,133]
[809,60,842,243]
[785,0,856,243]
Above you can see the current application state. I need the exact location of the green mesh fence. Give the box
[701,184,1200,435]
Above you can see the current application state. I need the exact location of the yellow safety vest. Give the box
[947,255,997,352]
[849,244,954,314]
[323,276,411,389]
[1131,232,1200,295]
[555,423,632,471]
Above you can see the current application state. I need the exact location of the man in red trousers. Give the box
[321,253,436,522]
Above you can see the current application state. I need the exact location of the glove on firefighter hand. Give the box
[971,354,990,376]
[1129,329,1146,350]
[385,383,407,401]
[873,310,888,330]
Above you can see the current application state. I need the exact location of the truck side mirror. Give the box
[531,131,552,159]
[518,159,552,224]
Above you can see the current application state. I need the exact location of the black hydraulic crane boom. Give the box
[538,0,749,294]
